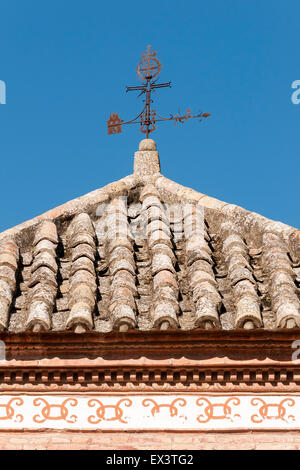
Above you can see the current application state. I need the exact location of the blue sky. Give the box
[0,0,299,232]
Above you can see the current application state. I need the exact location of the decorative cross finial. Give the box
[107,46,211,138]
[137,45,161,81]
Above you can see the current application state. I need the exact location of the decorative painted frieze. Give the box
[0,394,299,430]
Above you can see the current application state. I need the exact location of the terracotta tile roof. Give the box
[0,139,299,333]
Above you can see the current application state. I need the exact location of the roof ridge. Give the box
[1,170,298,248]
[0,137,298,251]
[0,174,138,243]
[154,174,297,241]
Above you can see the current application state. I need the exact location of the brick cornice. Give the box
[1,329,299,357]
[0,330,298,393]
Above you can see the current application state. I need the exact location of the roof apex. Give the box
[0,140,298,258]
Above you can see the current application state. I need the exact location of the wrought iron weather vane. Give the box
[107,46,211,137]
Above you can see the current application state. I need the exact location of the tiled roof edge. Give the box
[154,175,299,246]
[0,174,139,244]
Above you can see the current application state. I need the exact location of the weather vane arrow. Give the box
[107,45,211,138]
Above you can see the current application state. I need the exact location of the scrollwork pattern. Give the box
[87,398,132,424]
[142,398,187,417]
[196,397,241,423]
[251,398,295,423]
[33,397,78,423]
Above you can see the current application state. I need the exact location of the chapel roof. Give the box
[0,139,299,334]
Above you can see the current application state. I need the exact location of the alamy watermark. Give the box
[95,197,205,242]
[291,80,300,104]
[0,80,6,104]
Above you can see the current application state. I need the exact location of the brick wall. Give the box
[1,431,300,450]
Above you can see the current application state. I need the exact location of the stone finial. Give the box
[139,139,156,151]
[134,139,160,177]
